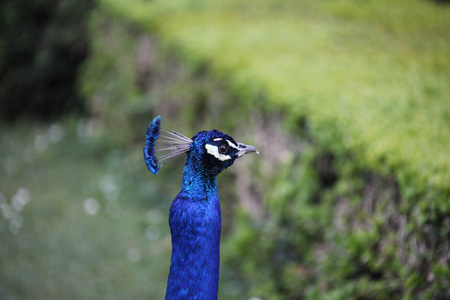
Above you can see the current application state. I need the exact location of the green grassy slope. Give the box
[0,120,171,299]
[100,0,450,198]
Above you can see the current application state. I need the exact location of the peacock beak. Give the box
[236,142,259,157]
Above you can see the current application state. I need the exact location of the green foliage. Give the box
[225,148,449,299]
[100,0,450,196]
[78,10,146,146]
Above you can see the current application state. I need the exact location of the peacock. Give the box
[144,116,258,299]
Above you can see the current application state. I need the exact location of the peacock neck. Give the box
[165,155,222,300]
[181,152,220,197]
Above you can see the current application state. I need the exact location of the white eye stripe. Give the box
[205,144,232,161]
[213,138,238,149]
[226,140,239,149]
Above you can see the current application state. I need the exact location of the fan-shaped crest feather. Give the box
[143,116,192,174]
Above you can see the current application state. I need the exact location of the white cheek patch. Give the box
[205,144,232,161]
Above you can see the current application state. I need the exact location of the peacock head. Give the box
[188,129,259,176]
[144,116,258,175]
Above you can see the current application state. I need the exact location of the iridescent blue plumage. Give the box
[144,117,258,300]
[144,116,163,174]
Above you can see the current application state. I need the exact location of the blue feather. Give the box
[144,115,163,174]
[144,116,193,175]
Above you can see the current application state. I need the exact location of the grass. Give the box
[100,0,450,197]
[0,119,172,299]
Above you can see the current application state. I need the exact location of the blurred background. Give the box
[0,0,449,299]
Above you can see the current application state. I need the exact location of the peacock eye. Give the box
[218,142,229,154]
